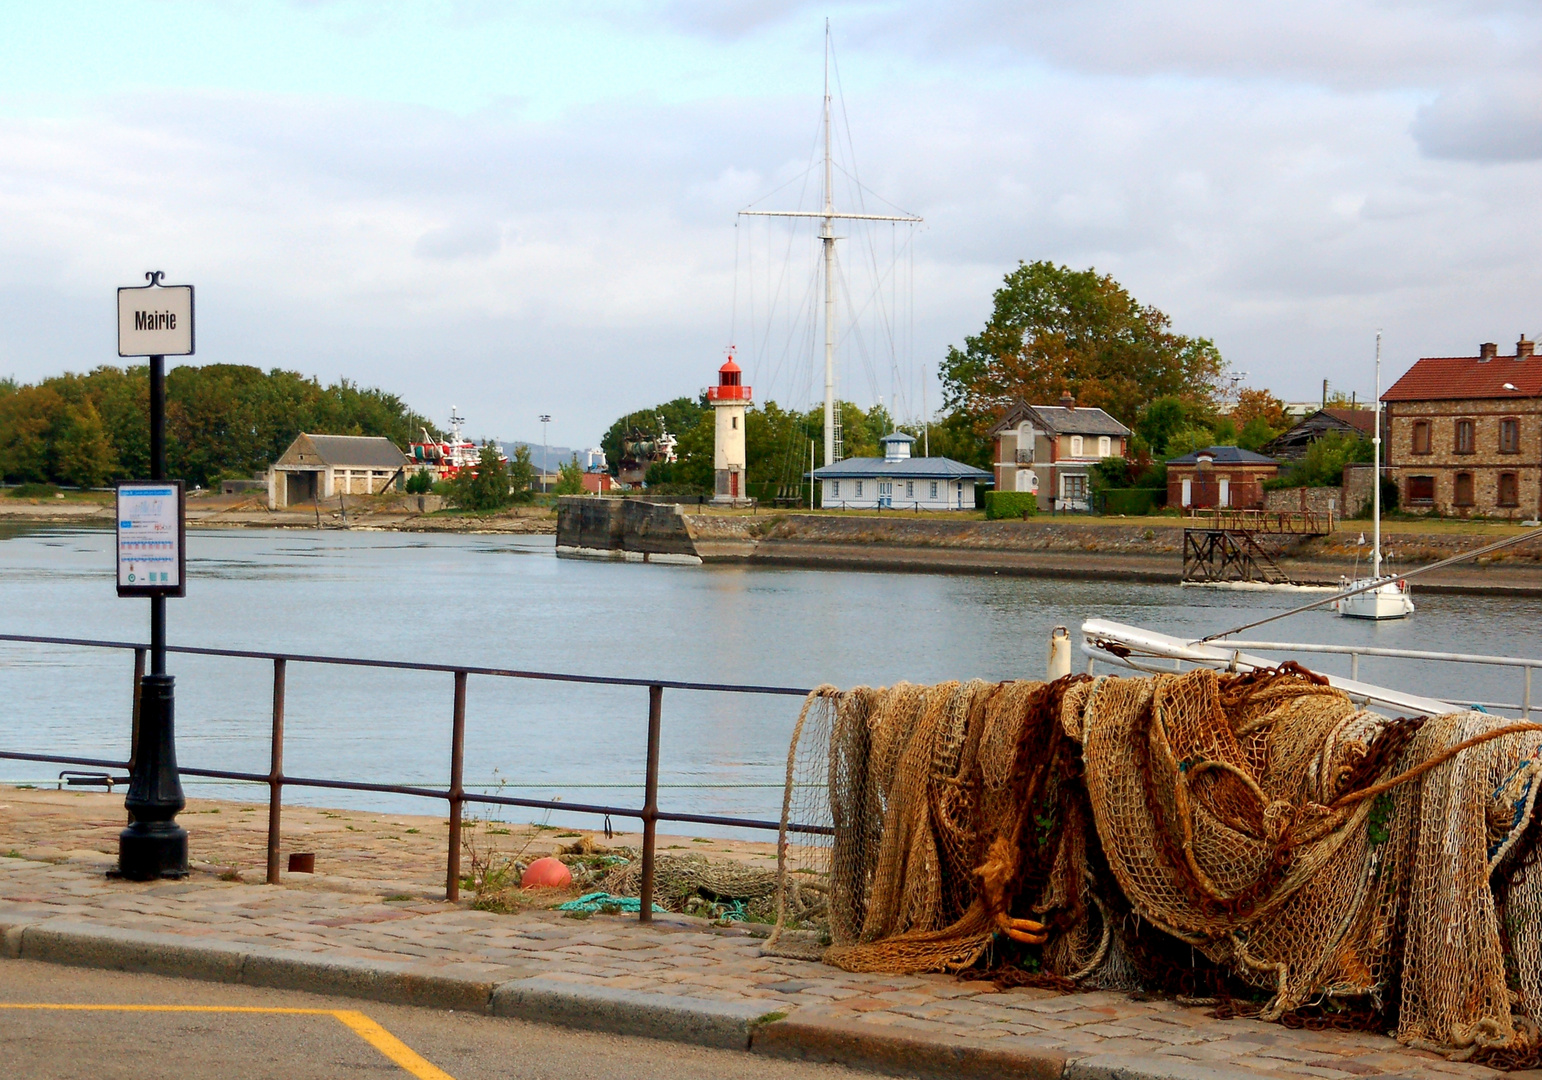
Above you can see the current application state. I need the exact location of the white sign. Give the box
[117,482,185,596]
[118,284,194,357]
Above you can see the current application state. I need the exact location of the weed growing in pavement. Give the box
[218,868,241,882]
[4,849,22,858]
[405,828,419,834]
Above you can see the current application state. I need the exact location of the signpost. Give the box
[115,271,193,880]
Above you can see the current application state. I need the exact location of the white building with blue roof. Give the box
[808,433,992,510]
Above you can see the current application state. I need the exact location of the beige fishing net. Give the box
[766,665,1542,1060]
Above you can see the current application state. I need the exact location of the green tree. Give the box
[405,469,434,494]
[941,261,1225,433]
[451,443,515,512]
[54,400,117,488]
[506,443,535,502]
[1135,397,1194,459]
[553,454,584,495]
[1238,417,1276,452]
[1272,431,1371,488]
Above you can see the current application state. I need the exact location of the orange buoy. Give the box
[521,856,572,889]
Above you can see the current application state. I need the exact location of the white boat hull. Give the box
[1334,579,1414,620]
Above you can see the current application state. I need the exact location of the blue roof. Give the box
[808,456,992,480]
[1165,445,1278,466]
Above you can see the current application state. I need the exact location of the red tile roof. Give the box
[1381,354,1542,402]
[1322,408,1376,433]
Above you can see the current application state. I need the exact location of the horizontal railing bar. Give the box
[0,633,813,696]
[0,751,129,771]
[1209,639,1542,669]
[1,751,828,835]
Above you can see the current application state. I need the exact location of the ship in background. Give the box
[408,408,507,482]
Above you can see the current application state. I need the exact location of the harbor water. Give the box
[0,523,1538,834]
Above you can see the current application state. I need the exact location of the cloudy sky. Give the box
[1,2,1539,447]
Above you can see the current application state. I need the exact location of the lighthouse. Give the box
[708,351,751,503]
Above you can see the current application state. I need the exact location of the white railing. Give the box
[1080,619,1537,718]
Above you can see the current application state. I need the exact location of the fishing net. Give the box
[767,666,1542,1059]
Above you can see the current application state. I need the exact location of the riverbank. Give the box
[557,498,1542,594]
[0,492,558,534]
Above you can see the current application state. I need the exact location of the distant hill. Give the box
[500,441,581,474]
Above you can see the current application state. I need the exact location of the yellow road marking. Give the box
[0,1004,456,1079]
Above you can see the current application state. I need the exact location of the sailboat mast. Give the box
[821,22,837,467]
[1373,331,1382,580]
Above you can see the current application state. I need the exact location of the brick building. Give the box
[989,394,1130,512]
[1382,337,1542,519]
[1166,446,1279,510]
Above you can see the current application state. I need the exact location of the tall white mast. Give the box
[740,20,920,467]
[1372,331,1383,580]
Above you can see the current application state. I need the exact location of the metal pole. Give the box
[266,659,285,885]
[1526,668,1533,718]
[128,647,145,774]
[821,23,836,468]
[119,352,186,880]
[446,670,467,901]
[1350,652,1360,682]
[639,684,662,924]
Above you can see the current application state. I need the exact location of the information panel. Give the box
[116,481,186,597]
[117,283,194,357]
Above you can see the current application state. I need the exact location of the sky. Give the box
[1,2,1540,448]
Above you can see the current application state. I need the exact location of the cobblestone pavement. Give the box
[0,787,1516,1080]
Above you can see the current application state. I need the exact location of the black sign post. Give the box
[115,271,194,880]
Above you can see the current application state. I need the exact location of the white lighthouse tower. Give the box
[709,350,751,504]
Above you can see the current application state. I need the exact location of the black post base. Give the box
[115,821,188,880]
[117,672,187,880]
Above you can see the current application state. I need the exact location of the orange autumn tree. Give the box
[940,261,1225,433]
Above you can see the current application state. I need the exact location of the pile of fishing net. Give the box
[763,667,1542,1061]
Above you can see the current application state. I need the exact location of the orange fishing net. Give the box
[767,667,1542,1058]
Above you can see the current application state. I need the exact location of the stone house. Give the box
[267,433,410,509]
[1382,337,1542,518]
[1166,446,1280,510]
[988,394,1130,512]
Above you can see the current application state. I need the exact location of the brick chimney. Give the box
[1059,391,1075,410]
[1480,342,1498,362]
[1518,336,1535,359]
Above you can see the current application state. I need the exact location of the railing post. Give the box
[639,684,662,924]
[266,658,286,885]
[1526,667,1533,718]
[1350,652,1360,682]
[446,670,467,901]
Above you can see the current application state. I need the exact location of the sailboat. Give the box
[1335,332,1415,620]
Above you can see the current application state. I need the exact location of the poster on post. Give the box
[116,481,186,597]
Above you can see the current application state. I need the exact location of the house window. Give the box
[831,480,839,498]
[855,481,863,498]
[1501,418,1520,454]
[1063,474,1087,500]
[1098,436,1111,457]
[1499,473,1520,507]
[1412,421,1431,455]
[1454,472,1475,506]
[905,481,914,498]
[1070,435,1084,457]
[732,416,738,429]
[929,481,938,499]
[1455,419,1475,455]
[1406,476,1434,504]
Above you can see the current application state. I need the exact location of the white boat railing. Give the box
[1080,618,1537,718]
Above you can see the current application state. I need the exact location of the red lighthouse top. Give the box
[707,349,751,402]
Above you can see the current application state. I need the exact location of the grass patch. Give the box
[754,1011,789,1026]
[691,838,713,844]
[384,893,415,902]
[405,828,420,834]
[4,849,23,858]
[485,827,511,835]
[8,483,60,499]
[218,869,242,882]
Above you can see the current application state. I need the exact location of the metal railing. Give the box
[0,632,826,921]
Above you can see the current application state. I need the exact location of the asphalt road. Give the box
[0,959,871,1080]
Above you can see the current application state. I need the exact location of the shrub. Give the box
[1100,488,1164,515]
[984,491,1037,519]
[9,483,60,499]
[405,469,434,494]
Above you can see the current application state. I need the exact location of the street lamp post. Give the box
[539,415,551,493]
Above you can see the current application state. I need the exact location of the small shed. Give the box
[267,434,410,509]
[809,433,991,510]
[1260,408,1375,461]
[1166,446,1279,510]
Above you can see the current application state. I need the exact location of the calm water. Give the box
[0,524,1538,833]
